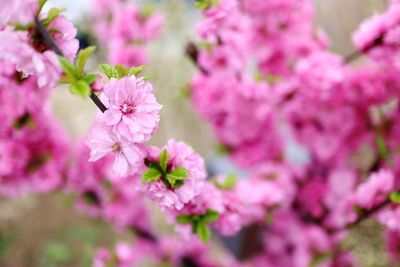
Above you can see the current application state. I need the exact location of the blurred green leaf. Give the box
[142,167,162,183]
[159,150,169,172]
[76,46,96,75]
[69,80,91,98]
[202,210,219,223]
[44,242,72,263]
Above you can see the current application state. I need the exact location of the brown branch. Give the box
[346,198,391,229]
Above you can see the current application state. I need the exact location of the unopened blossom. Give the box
[85,124,145,177]
[102,76,162,143]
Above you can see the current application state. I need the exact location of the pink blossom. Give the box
[102,76,162,143]
[213,191,245,236]
[355,169,394,210]
[108,40,148,67]
[0,0,37,25]
[0,112,70,197]
[47,15,79,61]
[85,124,145,177]
[0,28,61,88]
[139,140,207,211]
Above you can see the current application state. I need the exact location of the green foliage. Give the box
[69,80,91,98]
[175,209,220,242]
[80,74,98,85]
[60,57,77,78]
[58,47,98,98]
[390,192,400,203]
[100,64,119,79]
[43,242,72,264]
[142,167,162,183]
[196,222,211,242]
[212,174,236,190]
[202,209,219,222]
[100,64,145,79]
[195,0,219,10]
[166,167,188,181]
[141,150,189,188]
[159,149,169,172]
[42,8,65,26]
[76,46,96,75]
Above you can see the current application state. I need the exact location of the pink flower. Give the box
[213,191,245,236]
[352,13,386,52]
[47,15,79,61]
[102,76,162,143]
[0,0,37,25]
[0,28,61,88]
[0,111,70,197]
[108,40,148,67]
[139,140,207,211]
[355,169,394,210]
[85,124,145,177]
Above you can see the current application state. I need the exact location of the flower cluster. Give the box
[0,0,78,196]
[186,0,400,265]
[5,0,400,266]
[86,74,162,177]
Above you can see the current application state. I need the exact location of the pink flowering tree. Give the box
[2,0,400,266]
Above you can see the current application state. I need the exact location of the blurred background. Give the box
[0,0,389,266]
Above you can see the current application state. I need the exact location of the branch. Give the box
[346,198,391,229]
[34,17,107,113]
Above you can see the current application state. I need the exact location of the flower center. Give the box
[121,102,134,115]
[112,143,121,152]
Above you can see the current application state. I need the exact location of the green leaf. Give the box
[45,242,72,263]
[213,174,236,190]
[390,192,400,203]
[176,215,193,224]
[159,150,169,172]
[195,0,219,10]
[196,222,211,242]
[39,0,48,7]
[37,0,48,15]
[42,8,64,26]
[69,80,91,98]
[13,23,33,31]
[115,65,129,78]
[58,76,75,84]
[223,174,236,189]
[59,57,77,78]
[140,6,154,19]
[173,180,184,188]
[75,46,96,75]
[167,167,188,180]
[376,132,389,159]
[81,74,98,85]
[141,167,162,183]
[128,65,145,76]
[202,210,219,223]
[100,64,118,79]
